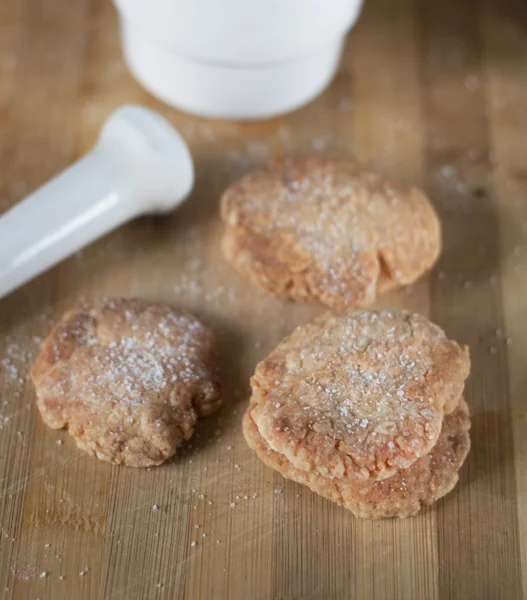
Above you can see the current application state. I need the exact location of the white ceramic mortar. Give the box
[113,0,364,119]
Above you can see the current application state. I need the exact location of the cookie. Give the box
[31,298,221,467]
[221,156,441,312]
[246,310,470,481]
[244,398,470,519]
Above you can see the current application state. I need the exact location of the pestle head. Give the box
[97,105,195,214]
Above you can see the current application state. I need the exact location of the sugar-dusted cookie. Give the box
[245,309,469,482]
[31,298,221,467]
[244,398,470,519]
[221,156,441,311]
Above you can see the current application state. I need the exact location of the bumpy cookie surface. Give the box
[221,156,441,311]
[247,310,470,481]
[244,398,470,519]
[31,298,221,467]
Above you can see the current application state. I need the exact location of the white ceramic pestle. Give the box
[0,105,194,299]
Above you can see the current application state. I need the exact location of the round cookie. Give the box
[31,298,221,467]
[247,310,470,481]
[244,398,471,519]
[221,156,441,312]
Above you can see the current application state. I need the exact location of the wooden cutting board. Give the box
[0,0,526,598]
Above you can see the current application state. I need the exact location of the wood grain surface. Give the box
[0,0,526,598]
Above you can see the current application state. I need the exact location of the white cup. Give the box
[113,0,364,120]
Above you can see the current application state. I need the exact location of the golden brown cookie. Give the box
[244,398,470,519]
[31,298,221,467]
[246,309,470,481]
[221,156,441,312]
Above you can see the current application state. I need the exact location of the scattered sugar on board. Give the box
[338,97,353,112]
[0,335,44,429]
[1,336,42,387]
[181,122,216,142]
[311,137,332,152]
[224,142,270,179]
[464,74,481,91]
[173,267,238,306]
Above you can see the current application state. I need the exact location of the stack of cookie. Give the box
[243,310,471,518]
